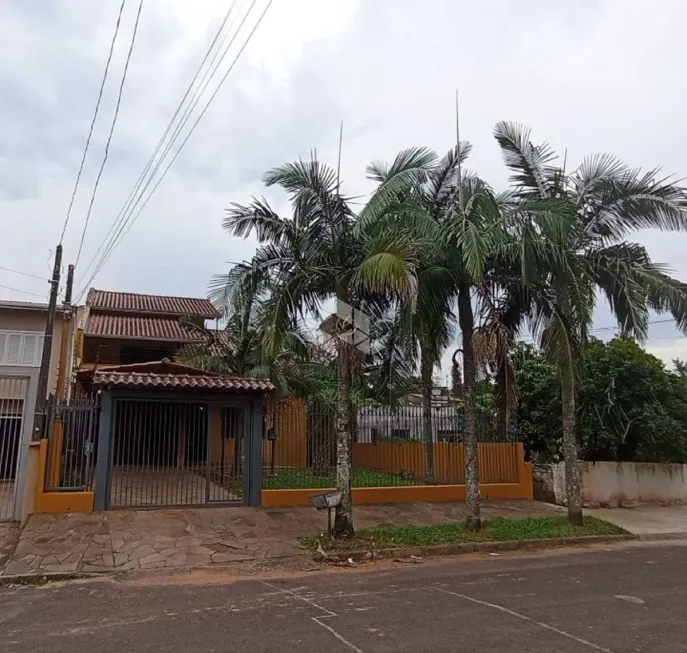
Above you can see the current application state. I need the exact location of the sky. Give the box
[2,0,687,372]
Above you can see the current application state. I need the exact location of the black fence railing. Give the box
[261,400,519,489]
[45,394,100,492]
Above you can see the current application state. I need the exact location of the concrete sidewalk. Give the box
[1,500,562,577]
[587,505,687,538]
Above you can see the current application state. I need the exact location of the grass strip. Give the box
[297,516,628,552]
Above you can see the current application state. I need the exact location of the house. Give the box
[0,300,70,521]
[56,289,275,512]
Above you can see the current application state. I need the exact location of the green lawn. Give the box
[262,466,422,489]
[297,516,628,552]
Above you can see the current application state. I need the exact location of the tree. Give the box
[361,145,505,530]
[513,338,687,465]
[211,156,418,538]
[495,121,687,524]
[176,302,312,396]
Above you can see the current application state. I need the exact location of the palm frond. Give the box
[359,147,438,230]
[493,121,558,197]
[223,197,293,243]
[581,168,687,239]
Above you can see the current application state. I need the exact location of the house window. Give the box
[0,331,44,367]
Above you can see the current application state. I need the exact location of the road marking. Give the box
[614,595,644,604]
[261,581,364,653]
[435,588,616,653]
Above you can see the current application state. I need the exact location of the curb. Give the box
[323,534,637,563]
[636,532,687,542]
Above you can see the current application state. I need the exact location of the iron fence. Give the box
[45,394,100,492]
[261,400,519,489]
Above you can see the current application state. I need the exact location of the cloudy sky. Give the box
[2,0,687,370]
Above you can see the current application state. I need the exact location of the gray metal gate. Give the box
[0,377,28,521]
[108,399,247,508]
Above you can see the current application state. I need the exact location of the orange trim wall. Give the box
[33,439,94,513]
[261,442,534,507]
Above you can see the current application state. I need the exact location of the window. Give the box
[0,331,44,367]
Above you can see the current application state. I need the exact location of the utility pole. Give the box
[56,264,74,401]
[32,245,62,441]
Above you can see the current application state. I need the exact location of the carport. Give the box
[86,360,273,510]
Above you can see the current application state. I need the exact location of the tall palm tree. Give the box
[363,147,465,484]
[211,156,419,537]
[361,145,505,530]
[494,122,687,524]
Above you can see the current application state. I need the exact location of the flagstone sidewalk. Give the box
[0,500,563,577]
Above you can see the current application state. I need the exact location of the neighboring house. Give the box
[0,300,69,521]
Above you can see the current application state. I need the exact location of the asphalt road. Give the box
[2,542,687,652]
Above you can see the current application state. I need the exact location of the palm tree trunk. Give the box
[560,360,583,525]
[332,339,354,538]
[420,345,435,484]
[459,283,481,531]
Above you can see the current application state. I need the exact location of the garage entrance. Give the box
[108,399,248,508]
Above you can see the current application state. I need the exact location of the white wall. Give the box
[548,461,687,507]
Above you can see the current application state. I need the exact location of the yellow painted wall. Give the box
[33,439,94,513]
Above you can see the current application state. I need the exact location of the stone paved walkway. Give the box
[0,522,19,570]
[0,500,562,577]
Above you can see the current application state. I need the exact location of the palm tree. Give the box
[494,122,687,524]
[211,155,419,537]
[176,302,312,396]
[361,145,505,530]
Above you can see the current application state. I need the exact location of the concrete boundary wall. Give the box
[534,461,687,508]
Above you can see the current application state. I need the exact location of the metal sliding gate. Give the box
[108,399,247,508]
[0,377,28,521]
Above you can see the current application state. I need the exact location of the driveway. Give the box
[2,541,686,652]
[1,500,563,576]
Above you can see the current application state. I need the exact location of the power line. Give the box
[518,318,681,341]
[0,284,47,299]
[82,0,265,293]
[74,0,144,269]
[75,0,273,300]
[58,0,128,244]
[0,266,48,281]
[73,0,243,298]
[98,0,272,270]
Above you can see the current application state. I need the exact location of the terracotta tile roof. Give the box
[87,289,220,318]
[88,360,274,392]
[84,314,205,342]
[92,372,273,392]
